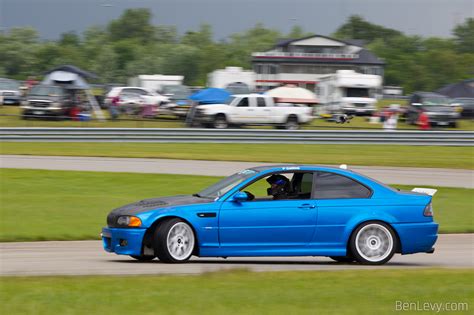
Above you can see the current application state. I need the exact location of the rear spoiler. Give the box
[412,188,438,196]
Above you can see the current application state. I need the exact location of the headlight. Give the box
[116,215,142,227]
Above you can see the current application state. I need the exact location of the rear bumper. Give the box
[392,222,438,254]
[101,227,146,256]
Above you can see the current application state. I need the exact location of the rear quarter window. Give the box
[313,171,372,199]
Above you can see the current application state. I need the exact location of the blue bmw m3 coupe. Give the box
[102,165,438,265]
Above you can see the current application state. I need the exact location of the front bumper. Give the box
[2,95,20,105]
[343,107,376,115]
[392,222,438,254]
[101,227,147,256]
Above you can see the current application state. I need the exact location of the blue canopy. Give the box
[189,88,231,104]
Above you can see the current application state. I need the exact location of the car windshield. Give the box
[29,85,62,96]
[422,97,450,105]
[0,80,20,90]
[225,96,237,105]
[196,169,258,199]
[162,85,191,99]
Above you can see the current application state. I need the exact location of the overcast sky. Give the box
[1,0,473,40]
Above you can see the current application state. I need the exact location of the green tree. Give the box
[108,8,155,44]
[287,25,312,39]
[59,31,80,47]
[453,18,474,53]
[333,15,402,43]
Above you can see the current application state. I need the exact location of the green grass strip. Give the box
[1,269,473,315]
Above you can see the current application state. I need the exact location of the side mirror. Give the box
[232,191,248,202]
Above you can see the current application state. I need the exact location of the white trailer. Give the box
[317,70,382,115]
[128,75,183,93]
[207,67,256,92]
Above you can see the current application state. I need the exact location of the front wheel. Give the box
[213,114,228,129]
[349,221,397,265]
[153,218,196,263]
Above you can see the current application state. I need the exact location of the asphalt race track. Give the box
[1,155,473,188]
[0,234,472,276]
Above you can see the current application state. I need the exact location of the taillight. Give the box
[424,202,433,217]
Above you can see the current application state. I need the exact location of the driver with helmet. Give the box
[266,174,292,200]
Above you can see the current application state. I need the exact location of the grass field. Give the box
[0,168,472,242]
[1,269,472,315]
[2,142,473,170]
[2,104,473,130]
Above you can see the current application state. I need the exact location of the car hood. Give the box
[107,195,211,227]
[27,96,56,101]
[421,105,453,112]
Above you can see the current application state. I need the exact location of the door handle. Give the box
[248,109,254,111]
[298,204,316,209]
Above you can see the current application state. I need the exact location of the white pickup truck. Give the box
[193,94,313,129]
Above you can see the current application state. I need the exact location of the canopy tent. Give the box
[436,79,474,98]
[42,71,90,89]
[41,65,104,120]
[44,65,98,80]
[265,85,318,104]
[189,88,231,104]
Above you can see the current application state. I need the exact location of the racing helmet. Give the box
[266,174,290,196]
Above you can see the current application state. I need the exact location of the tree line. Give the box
[0,9,472,94]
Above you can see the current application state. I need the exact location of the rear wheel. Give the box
[285,115,299,130]
[350,221,397,265]
[153,218,195,263]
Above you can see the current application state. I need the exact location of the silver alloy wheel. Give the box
[355,223,393,262]
[166,222,195,261]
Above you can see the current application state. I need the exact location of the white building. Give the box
[252,35,385,91]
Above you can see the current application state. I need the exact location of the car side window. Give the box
[257,98,266,107]
[237,98,249,107]
[313,171,371,199]
[241,172,314,201]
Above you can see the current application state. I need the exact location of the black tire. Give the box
[285,115,299,130]
[449,121,457,128]
[130,255,155,261]
[153,218,196,263]
[329,256,355,263]
[213,114,228,129]
[349,221,397,265]
[407,113,418,125]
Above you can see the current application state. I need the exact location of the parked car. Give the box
[0,79,22,105]
[405,92,459,127]
[193,94,313,129]
[20,84,73,119]
[102,165,438,265]
[451,98,474,119]
[161,84,192,117]
[104,87,169,109]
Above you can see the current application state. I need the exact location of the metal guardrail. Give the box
[0,128,473,146]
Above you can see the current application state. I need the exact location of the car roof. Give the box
[249,164,352,173]
[412,92,447,98]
